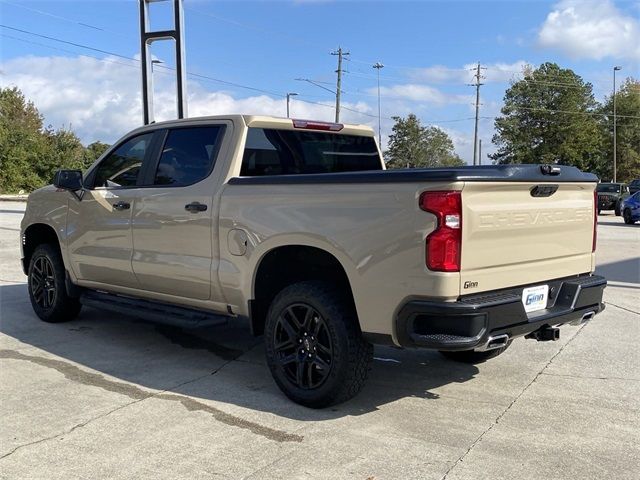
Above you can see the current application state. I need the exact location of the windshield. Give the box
[596,184,621,193]
[241,128,382,176]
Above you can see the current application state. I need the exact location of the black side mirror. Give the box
[54,170,83,191]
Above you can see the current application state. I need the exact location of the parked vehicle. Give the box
[621,192,640,225]
[21,115,606,407]
[628,179,640,195]
[596,182,629,215]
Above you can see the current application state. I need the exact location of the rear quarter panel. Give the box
[218,181,462,338]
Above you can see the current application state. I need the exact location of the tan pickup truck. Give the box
[20,115,606,407]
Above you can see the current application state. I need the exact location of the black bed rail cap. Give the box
[228,164,599,185]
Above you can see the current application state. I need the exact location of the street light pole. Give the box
[286,92,298,118]
[613,66,621,183]
[373,62,384,148]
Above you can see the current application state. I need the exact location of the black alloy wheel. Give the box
[29,256,57,309]
[27,244,81,323]
[264,281,373,408]
[273,303,333,390]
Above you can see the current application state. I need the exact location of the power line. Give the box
[504,105,640,119]
[0,33,140,71]
[0,24,135,61]
[0,25,383,121]
[0,0,132,38]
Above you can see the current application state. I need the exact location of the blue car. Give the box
[621,191,640,225]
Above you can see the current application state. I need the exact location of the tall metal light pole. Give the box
[373,62,384,147]
[286,92,298,118]
[139,0,187,125]
[613,66,621,183]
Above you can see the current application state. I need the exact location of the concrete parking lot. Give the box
[1,200,639,480]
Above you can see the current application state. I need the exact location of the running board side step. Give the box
[79,290,230,329]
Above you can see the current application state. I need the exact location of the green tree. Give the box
[0,87,106,193]
[0,87,48,192]
[385,114,464,168]
[597,78,640,182]
[490,62,606,176]
[84,141,111,165]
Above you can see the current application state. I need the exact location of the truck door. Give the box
[67,131,158,288]
[131,123,229,303]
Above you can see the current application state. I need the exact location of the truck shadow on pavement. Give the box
[595,258,640,285]
[0,283,479,421]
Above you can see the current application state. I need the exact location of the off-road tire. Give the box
[264,281,373,408]
[615,202,621,216]
[27,244,81,323]
[439,340,513,364]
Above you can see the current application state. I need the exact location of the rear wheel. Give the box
[264,281,373,408]
[439,340,512,364]
[28,244,81,323]
[623,209,634,225]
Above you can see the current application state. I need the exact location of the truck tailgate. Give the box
[460,181,595,293]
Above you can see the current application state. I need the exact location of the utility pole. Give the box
[613,66,621,183]
[286,92,297,118]
[373,62,384,147]
[331,47,349,123]
[479,139,482,166]
[470,62,485,165]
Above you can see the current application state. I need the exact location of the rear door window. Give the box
[241,128,381,176]
[153,126,223,186]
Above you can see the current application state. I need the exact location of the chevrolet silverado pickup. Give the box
[20,115,606,407]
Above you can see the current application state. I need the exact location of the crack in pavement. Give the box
[439,323,588,480]
[541,371,640,382]
[605,301,640,316]
[0,395,148,461]
[0,348,303,452]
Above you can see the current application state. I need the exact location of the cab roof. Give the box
[134,114,375,137]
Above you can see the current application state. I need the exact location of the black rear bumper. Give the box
[396,274,606,351]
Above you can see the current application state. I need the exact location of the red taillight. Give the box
[292,119,344,131]
[420,191,462,272]
[593,190,597,252]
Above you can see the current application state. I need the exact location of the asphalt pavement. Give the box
[1,200,639,480]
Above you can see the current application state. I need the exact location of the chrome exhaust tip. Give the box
[475,334,510,352]
[570,310,596,326]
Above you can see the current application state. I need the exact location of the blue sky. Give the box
[1,0,639,162]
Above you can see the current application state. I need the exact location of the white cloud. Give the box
[538,0,640,60]
[409,61,530,85]
[366,83,471,105]
[0,54,483,164]
[0,55,377,144]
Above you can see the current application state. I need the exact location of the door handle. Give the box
[185,202,208,213]
[112,201,130,211]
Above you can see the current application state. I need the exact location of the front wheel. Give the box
[623,209,634,225]
[28,244,81,323]
[439,340,512,364]
[264,281,373,408]
[615,202,622,216]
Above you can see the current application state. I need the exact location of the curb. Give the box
[0,196,29,202]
